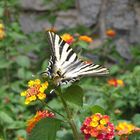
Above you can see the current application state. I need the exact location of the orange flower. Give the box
[20,79,48,104]
[27,110,55,133]
[17,136,26,140]
[106,29,116,37]
[79,35,93,43]
[61,33,74,44]
[0,23,6,40]
[81,113,115,140]
[46,27,57,32]
[84,60,93,65]
[116,122,137,136]
[107,79,124,87]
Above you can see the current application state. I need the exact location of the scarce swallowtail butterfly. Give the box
[43,31,109,87]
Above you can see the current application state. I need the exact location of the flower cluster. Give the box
[81,113,115,140]
[0,23,6,40]
[61,33,74,44]
[20,79,48,104]
[79,35,93,43]
[61,33,93,44]
[107,79,124,87]
[27,110,55,133]
[106,29,116,38]
[116,122,139,136]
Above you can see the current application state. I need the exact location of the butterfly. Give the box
[43,31,109,87]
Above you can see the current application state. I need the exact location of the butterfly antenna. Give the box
[50,84,60,94]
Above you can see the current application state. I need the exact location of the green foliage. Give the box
[28,118,61,140]
[90,105,105,114]
[62,85,84,107]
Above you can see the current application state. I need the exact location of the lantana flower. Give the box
[0,23,6,40]
[81,113,115,140]
[20,79,48,104]
[27,110,55,133]
[79,35,93,43]
[116,122,140,136]
[61,33,74,44]
[107,79,124,87]
[106,29,116,38]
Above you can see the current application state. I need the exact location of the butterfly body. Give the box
[43,31,109,86]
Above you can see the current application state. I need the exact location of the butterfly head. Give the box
[52,69,64,85]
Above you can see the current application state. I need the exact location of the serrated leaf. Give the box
[28,118,61,140]
[16,55,30,68]
[62,85,84,106]
[90,105,105,114]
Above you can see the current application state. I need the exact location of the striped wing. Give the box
[46,31,109,85]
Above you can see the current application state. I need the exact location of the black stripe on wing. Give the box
[45,56,56,78]
[77,63,109,76]
[60,77,79,85]
[47,31,78,64]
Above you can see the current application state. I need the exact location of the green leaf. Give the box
[0,57,12,69]
[8,32,26,40]
[16,55,30,68]
[76,41,89,50]
[62,85,84,107]
[0,7,4,17]
[17,68,32,80]
[7,121,25,129]
[0,111,14,126]
[132,114,140,127]
[41,59,48,70]
[110,65,120,75]
[90,105,105,114]
[28,118,61,140]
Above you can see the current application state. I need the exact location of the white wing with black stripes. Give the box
[44,31,109,86]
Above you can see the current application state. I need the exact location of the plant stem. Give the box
[56,91,80,140]
[41,100,65,119]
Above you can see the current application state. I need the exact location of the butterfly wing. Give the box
[46,31,109,85]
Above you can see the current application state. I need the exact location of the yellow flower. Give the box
[0,23,4,30]
[37,93,46,100]
[117,79,124,86]
[107,79,124,87]
[91,113,101,121]
[20,91,27,96]
[0,29,6,40]
[81,113,115,139]
[79,35,93,43]
[21,79,48,104]
[0,23,6,40]
[90,121,99,127]
[116,122,136,136]
[61,33,74,44]
[100,119,107,125]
